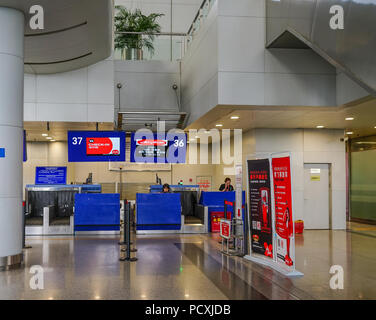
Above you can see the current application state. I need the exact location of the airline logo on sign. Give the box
[136,139,168,146]
[86,137,120,156]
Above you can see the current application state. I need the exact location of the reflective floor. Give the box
[1,223,376,300]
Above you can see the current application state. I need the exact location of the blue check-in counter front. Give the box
[136,193,182,232]
[74,194,120,233]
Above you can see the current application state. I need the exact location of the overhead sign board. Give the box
[68,131,126,162]
[35,166,67,185]
[130,131,186,164]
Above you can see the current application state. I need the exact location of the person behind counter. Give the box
[162,183,172,193]
[219,178,234,192]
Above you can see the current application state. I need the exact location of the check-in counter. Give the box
[136,193,182,233]
[25,184,101,235]
[150,185,200,221]
[199,191,246,232]
[74,194,120,233]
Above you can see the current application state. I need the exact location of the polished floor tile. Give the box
[0,225,376,300]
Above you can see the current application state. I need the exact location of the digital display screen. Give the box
[68,131,126,162]
[130,132,186,164]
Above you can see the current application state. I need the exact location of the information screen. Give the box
[68,131,126,162]
[130,131,186,164]
[35,167,67,185]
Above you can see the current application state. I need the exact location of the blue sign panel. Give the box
[68,131,126,162]
[23,130,27,162]
[0,148,5,158]
[35,167,67,185]
[130,131,186,163]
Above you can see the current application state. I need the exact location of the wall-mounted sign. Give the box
[35,167,67,185]
[310,175,321,181]
[23,130,27,162]
[196,176,212,191]
[68,131,126,162]
[130,131,186,164]
[0,148,5,158]
[310,168,321,174]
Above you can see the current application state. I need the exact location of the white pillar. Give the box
[0,7,24,269]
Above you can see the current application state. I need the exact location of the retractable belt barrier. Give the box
[119,202,138,262]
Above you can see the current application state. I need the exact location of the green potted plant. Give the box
[114,6,164,60]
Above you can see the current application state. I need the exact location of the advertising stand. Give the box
[244,152,303,278]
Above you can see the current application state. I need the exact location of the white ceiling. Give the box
[186,96,376,139]
[24,122,115,142]
[0,0,113,74]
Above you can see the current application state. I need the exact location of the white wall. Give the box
[182,0,340,125]
[336,70,369,106]
[181,1,219,122]
[115,60,180,112]
[24,59,115,123]
[242,128,346,230]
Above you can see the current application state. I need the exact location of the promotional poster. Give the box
[272,156,294,267]
[247,159,273,259]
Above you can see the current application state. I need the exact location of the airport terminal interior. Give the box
[1,0,376,301]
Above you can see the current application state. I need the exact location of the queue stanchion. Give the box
[119,200,125,245]
[243,203,249,257]
[23,201,32,249]
[119,202,137,262]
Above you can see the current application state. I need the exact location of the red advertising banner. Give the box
[86,137,120,156]
[272,156,294,268]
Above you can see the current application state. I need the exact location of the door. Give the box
[303,163,330,229]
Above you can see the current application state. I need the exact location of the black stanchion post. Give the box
[243,203,249,256]
[23,202,31,249]
[120,202,137,262]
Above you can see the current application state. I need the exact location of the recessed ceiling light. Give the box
[42,134,48,137]
[216,124,223,127]
[231,116,239,120]
[316,125,324,129]
[346,131,354,135]
[345,117,354,121]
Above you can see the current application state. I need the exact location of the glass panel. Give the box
[350,135,376,222]
[114,35,185,61]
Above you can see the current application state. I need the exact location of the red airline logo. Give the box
[136,139,168,146]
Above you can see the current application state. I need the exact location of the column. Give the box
[0,7,25,269]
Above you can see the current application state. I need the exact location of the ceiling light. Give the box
[231,116,239,120]
[316,125,324,129]
[46,137,52,140]
[42,134,48,137]
[216,124,223,127]
[346,131,354,135]
[345,117,354,121]
[50,140,56,142]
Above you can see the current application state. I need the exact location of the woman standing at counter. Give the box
[219,178,234,192]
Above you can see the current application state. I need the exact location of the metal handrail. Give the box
[115,31,187,36]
